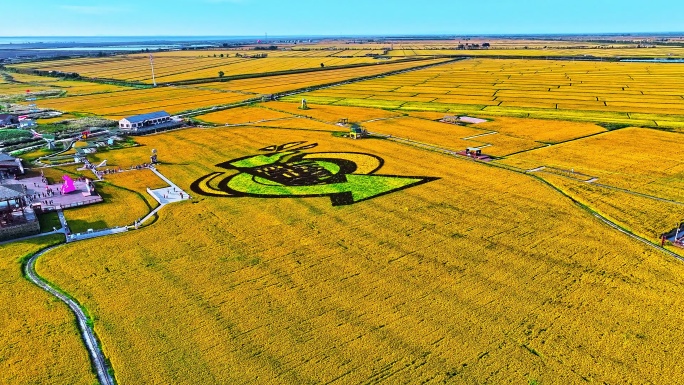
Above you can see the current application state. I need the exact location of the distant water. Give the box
[0,36,305,45]
[33,45,214,52]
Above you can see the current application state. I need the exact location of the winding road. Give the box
[24,244,115,385]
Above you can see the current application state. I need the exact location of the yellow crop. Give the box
[541,173,684,247]
[31,127,684,384]
[197,105,294,125]
[10,55,403,84]
[264,101,403,123]
[287,58,684,129]
[503,127,684,202]
[0,235,95,385]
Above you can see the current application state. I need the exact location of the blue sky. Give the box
[1,0,683,36]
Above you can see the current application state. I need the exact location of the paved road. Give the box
[24,245,115,385]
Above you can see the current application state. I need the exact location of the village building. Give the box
[118,111,180,134]
[0,184,39,241]
[0,152,24,176]
[19,119,37,129]
[0,114,19,127]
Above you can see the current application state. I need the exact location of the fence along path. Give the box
[24,244,116,385]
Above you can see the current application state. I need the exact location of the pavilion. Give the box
[0,184,39,241]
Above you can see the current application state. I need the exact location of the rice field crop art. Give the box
[191,141,438,206]
[34,126,684,384]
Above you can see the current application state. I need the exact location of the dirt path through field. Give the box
[24,244,115,385]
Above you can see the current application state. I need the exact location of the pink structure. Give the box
[61,175,76,194]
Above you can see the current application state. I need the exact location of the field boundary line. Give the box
[591,213,684,261]
[24,244,116,385]
[370,132,684,261]
[462,131,498,140]
[179,58,460,119]
[164,57,436,86]
[589,181,684,206]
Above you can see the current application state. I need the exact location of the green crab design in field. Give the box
[190,142,438,206]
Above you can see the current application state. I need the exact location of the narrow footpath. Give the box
[24,244,115,385]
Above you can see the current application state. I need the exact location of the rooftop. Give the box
[122,111,170,124]
[0,153,17,162]
[0,184,24,200]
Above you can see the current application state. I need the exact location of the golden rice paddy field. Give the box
[0,81,54,96]
[0,235,95,385]
[474,116,606,143]
[33,86,252,118]
[213,102,607,157]
[22,126,684,384]
[193,58,448,94]
[195,102,607,157]
[10,54,404,84]
[197,105,296,125]
[136,50,388,58]
[6,51,684,384]
[197,102,403,126]
[387,47,684,58]
[285,58,684,129]
[362,116,487,150]
[538,173,683,252]
[0,71,132,97]
[27,59,445,118]
[362,115,609,157]
[503,127,684,203]
[264,101,404,123]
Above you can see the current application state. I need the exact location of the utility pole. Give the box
[149,54,157,87]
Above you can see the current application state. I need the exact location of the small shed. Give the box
[19,119,37,129]
[442,115,459,123]
[466,147,482,156]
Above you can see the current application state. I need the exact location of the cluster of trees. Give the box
[253,45,278,51]
[17,69,80,79]
[457,42,490,49]
[235,53,268,58]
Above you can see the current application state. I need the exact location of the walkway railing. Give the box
[66,226,128,242]
[42,197,103,212]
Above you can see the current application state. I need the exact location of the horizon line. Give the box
[2,32,684,38]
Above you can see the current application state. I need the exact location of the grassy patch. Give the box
[37,212,62,233]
